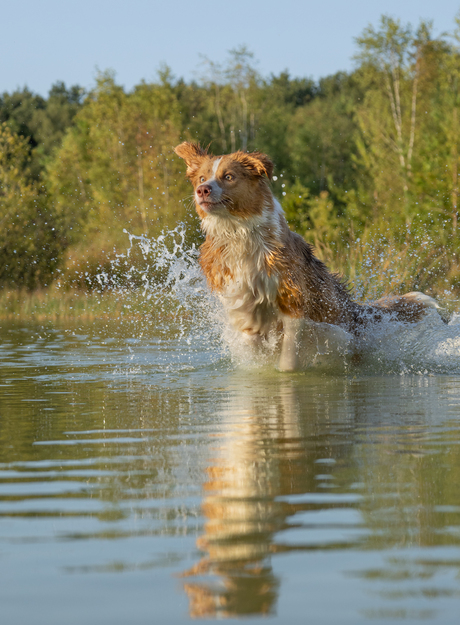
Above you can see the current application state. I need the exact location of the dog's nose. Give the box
[196,184,212,199]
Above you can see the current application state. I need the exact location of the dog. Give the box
[174,142,440,371]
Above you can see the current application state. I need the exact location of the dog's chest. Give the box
[207,235,281,334]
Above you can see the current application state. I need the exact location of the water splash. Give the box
[358,310,460,375]
[92,227,460,376]
[86,224,226,374]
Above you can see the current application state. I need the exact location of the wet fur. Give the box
[175,142,438,369]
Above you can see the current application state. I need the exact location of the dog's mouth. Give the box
[197,199,224,212]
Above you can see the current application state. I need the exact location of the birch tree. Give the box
[354,17,432,219]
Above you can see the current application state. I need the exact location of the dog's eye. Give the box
[225,174,234,181]
[199,176,206,183]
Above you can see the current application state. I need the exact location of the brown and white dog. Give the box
[174,142,439,371]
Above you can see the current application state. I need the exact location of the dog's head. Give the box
[174,142,273,220]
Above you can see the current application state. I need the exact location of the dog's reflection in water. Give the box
[179,376,351,618]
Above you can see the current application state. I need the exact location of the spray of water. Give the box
[90,224,225,358]
[93,226,460,376]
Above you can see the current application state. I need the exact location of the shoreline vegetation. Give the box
[3,14,460,316]
[0,288,126,321]
[0,288,189,321]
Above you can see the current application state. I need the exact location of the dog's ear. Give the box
[234,151,274,180]
[174,142,208,177]
[251,152,274,180]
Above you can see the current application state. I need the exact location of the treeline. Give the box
[2,15,460,297]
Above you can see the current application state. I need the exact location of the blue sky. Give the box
[2,0,460,96]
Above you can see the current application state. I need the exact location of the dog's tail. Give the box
[370,291,443,323]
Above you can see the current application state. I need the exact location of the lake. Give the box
[1,297,460,625]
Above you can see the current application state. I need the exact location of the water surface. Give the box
[1,319,460,624]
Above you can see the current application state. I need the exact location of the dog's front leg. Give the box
[278,316,303,372]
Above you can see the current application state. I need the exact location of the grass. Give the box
[313,226,460,305]
[0,287,147,321]
[0,286,199,336]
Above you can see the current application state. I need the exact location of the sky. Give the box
[2,0,460,96]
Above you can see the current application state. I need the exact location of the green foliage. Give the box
[283,183,340,248]
[0,124,65,289]
[45,71,195,284]
[0,82,83,179]
[288,82,358,198]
